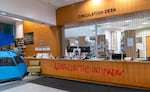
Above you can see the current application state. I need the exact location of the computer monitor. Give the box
[67,46,90,53]
[73,48,81,56]
[79,46,90,53]
[67,46,77,52]
[112,54,126,60]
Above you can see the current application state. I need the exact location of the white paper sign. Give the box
[127,38,133,47]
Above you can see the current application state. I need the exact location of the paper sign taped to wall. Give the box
[127,38,133,47]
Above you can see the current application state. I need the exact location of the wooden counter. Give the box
[39,59,150,89]
[23,58,150,88]
[24,57,40,66]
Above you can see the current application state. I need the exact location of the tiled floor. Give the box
[1,83,69,92]
[0,76,39,92]
[0,76,69,92]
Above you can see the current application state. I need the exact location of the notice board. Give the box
[24,32,34,45]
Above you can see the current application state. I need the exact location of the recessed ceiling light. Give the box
[142,22,149,25]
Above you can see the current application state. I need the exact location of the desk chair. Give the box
[27,60,41,75]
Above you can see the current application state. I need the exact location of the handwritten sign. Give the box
[53,62,124,77]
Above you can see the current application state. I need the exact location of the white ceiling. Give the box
[0,0,85,24]
[65,16,150,38]
[38,0,85,8]
[0,15,22,24]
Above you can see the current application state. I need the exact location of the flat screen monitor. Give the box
[67,46,77,52]
[112,54,126,60]
[79,46,90,53]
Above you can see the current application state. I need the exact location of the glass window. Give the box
[14,56,23,64]
[0,57,15,66]
[64,11,150,61]
[65,25,96,59]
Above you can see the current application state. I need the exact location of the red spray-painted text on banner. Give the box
[53,62,124,77]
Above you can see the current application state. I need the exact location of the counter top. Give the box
[24,57,150,63]
[41,59,150,89]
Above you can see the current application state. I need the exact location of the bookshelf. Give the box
[14,38,26,55]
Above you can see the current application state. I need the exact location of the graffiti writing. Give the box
[53,62,124,77]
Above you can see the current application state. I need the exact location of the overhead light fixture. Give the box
[92,0,101,4]
[124,20,132,22]
[142,22,149,25]
[0,12,7,15]
[12,17,22,21]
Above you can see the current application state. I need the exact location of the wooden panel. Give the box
[78,36,85,46]
[125,30,136,58]
[23,21,60,57]
[56,0,150,25]
[41,59,150,89]
[146,36,150,56]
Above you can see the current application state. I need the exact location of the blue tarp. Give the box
[0,32,14,46]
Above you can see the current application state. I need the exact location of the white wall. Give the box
[136,28,150,57]
[105,30,121,53]
[0,0,56,25]
[105,30,111,50]
[16,22,23,38]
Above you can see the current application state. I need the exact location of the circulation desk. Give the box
[40,59,150,89]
